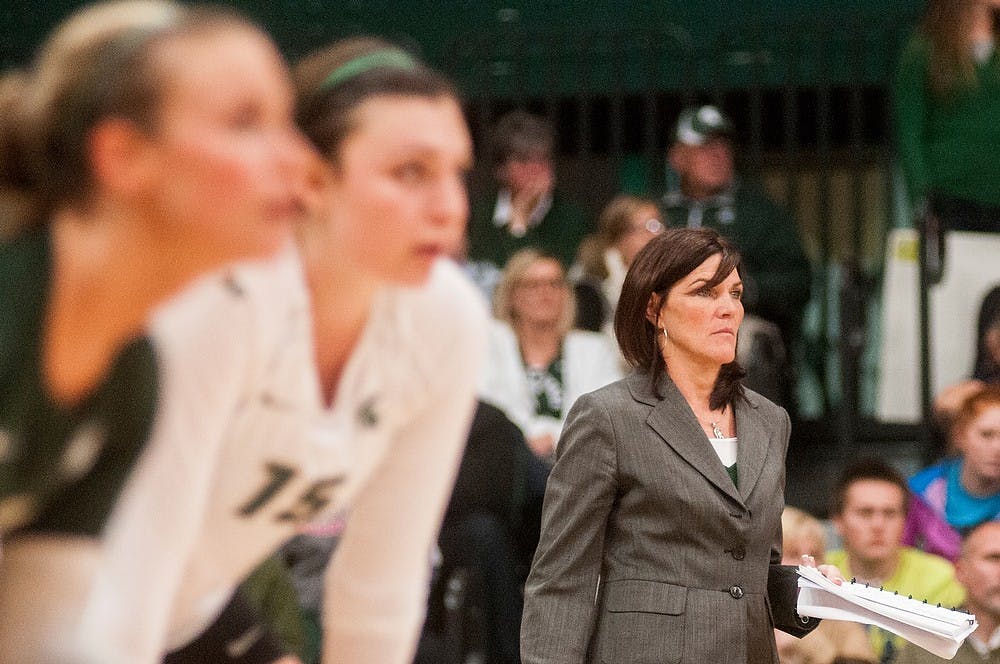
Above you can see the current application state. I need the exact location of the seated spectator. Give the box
[826,458,966,663]
[467,110,590,271]
[775,506,877,664]
[896,521,1000,664]
[416,401,549,664]
[906,385,1000,562]
[663,105,809,408]
[662,104,811,355]
[479,248,622,459]
[570,194,663,333]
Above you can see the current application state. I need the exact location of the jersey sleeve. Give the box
[319,262,488,663]
[76,269,267,663]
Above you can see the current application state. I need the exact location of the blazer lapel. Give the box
[735,392,770,501]
[631,372,744,506]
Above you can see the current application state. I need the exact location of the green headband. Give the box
[320,50,418,91]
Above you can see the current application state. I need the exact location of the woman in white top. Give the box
[481,248,622,459]
[148,38,487,664]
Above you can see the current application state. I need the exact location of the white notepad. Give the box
[796,565,978,660]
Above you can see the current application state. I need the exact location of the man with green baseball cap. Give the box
[664,104,811,409]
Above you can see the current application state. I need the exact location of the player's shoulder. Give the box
[382,260,488,391]
[397,259,489,339]
[155,245,305,343]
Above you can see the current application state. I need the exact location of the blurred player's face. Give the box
[833,480,907,568]
[139,27,309,272]
[322,95,472,286]
[956,404,1000,492]
[512,258,568,328]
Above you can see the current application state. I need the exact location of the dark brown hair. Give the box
[829,457,910,518]
[0,0,263,238]
[614,227,744,410]
[920,0,1000,97]
[293,37,458,161]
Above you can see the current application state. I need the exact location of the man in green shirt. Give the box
[827,459,966,663]
[663,105,811,407]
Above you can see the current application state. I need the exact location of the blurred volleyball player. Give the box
[0,1,309,661]
[153,38,487,663]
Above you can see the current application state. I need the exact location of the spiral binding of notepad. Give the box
[796,565,977,659]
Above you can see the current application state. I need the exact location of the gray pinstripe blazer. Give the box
[520,370,814,664]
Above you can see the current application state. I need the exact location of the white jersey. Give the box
[135,246,485,662]
[51,264,273,664]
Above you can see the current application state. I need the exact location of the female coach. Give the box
[520,228,841,664]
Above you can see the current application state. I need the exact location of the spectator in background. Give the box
[480,248,622,460]
[894,0,1000,233]
[775,506,877,664]
[570,194,664,333]
[896,520,1000,664]
[906,385,1000,562]
[467,110,590,270]
[663,105,810,408]
[827,459,966,663]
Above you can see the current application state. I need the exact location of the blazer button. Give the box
[731,546,746,560]
[729,585,744,599]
